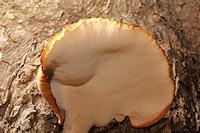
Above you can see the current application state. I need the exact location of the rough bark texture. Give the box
[0,0,199,132]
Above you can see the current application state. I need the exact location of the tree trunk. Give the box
[0,0,199,132]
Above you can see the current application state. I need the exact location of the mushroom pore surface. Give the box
[37,18,175,133]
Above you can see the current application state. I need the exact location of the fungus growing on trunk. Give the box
[37,18,175,133]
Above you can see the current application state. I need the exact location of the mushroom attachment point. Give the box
[37,18,175,133]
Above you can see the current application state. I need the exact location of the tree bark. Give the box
[0,0,199,132]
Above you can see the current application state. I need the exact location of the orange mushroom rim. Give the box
[40,18,175,128]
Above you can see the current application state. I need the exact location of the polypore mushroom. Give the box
[37,18,175,133]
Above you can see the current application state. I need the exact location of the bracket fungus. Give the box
[37,18,175,133]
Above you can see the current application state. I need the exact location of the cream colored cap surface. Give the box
[38,18,175,133]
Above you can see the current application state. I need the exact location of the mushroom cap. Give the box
[38,18,175,132]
